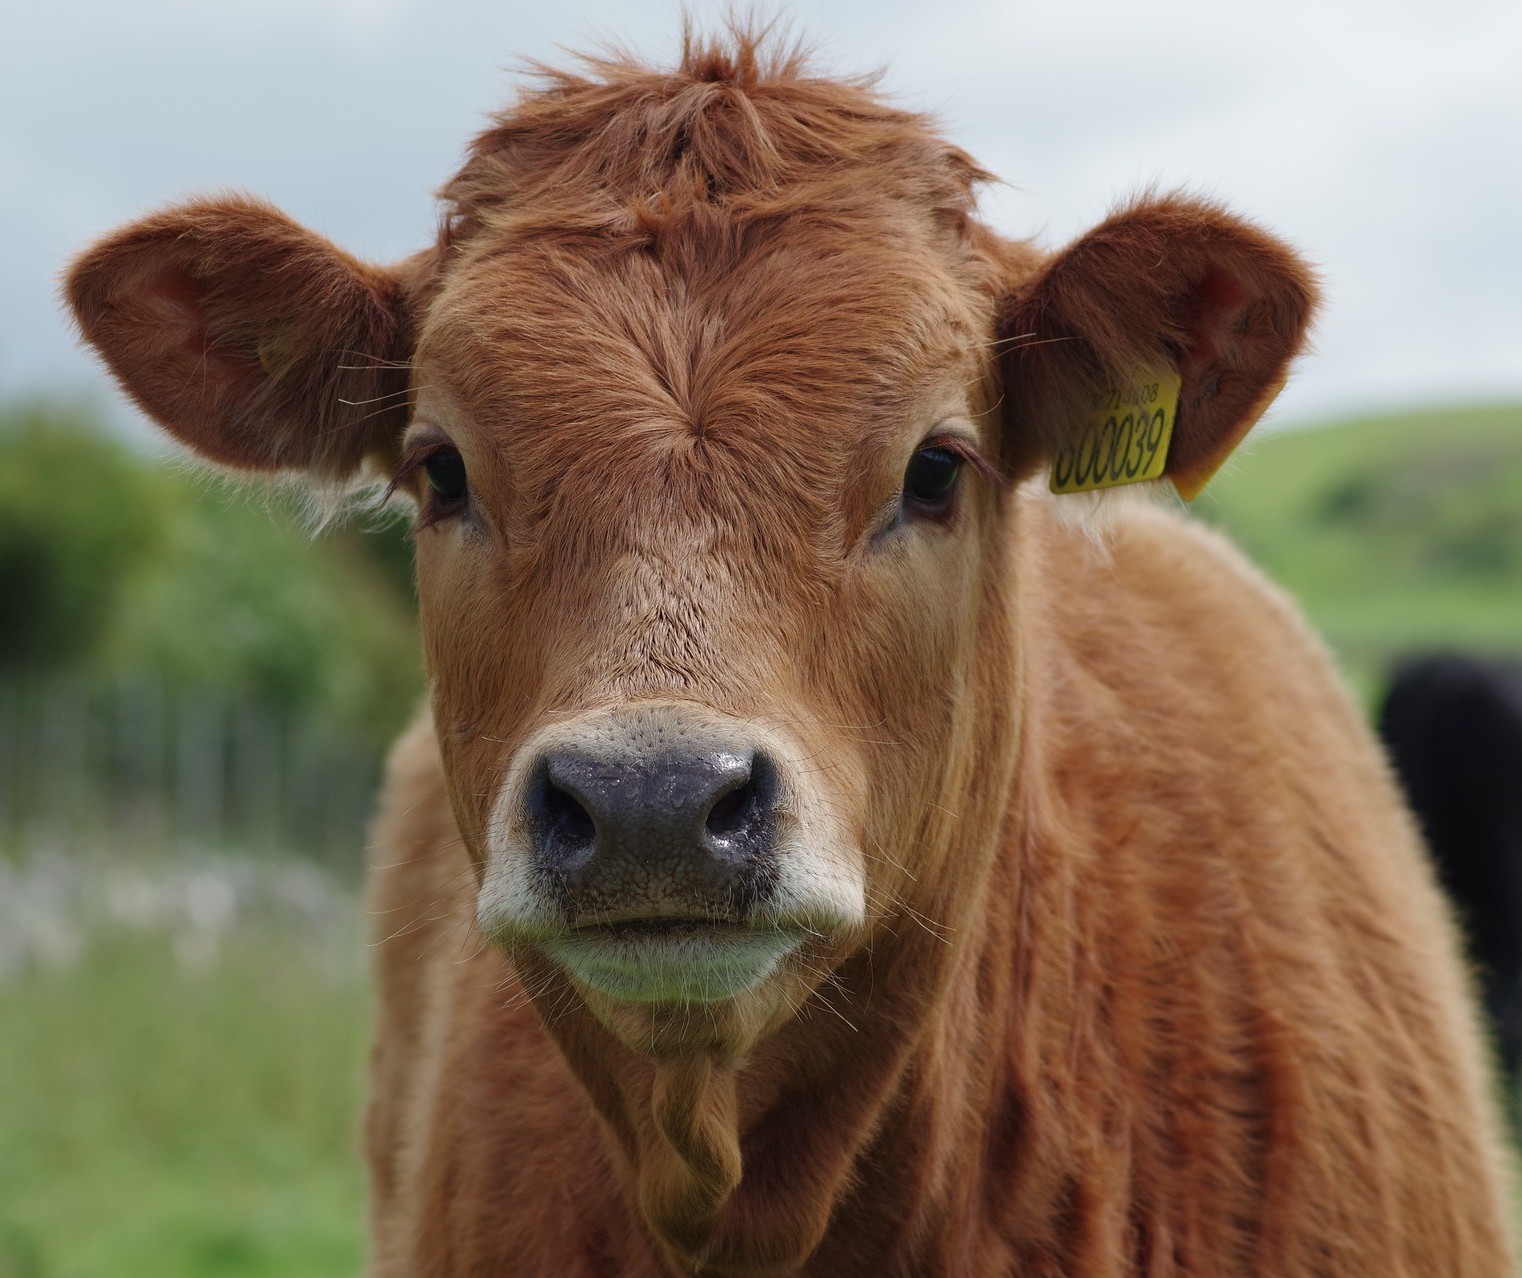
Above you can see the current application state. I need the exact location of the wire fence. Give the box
[0,676,387,871]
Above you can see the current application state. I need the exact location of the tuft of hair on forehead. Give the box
[437,19,994,253]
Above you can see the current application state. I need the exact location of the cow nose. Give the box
[525,745,779,910]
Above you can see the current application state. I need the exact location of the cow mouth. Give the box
[546,917,803,1004]
[580,917,752,939]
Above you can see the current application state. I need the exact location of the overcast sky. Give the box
[5,0,1518,436]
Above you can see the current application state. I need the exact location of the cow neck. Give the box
[528,528,1040,1276]
[524,761,1037,1275]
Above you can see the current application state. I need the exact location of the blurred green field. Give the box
[0,894,368,1278]
[1,397,1518,1277]
[1196,399,1522,702]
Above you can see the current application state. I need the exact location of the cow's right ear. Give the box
[64,197,416,480]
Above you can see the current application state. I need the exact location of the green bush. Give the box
[0,404,164,673]
[1,399,423,750]
[104,479,421,747]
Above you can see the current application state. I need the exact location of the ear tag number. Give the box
[1049,370,1181,495]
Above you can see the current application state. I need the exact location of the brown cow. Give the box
[66,30,1516,1278]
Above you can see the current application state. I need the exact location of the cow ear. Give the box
[996,195,1318,499]
[64,196,416,480]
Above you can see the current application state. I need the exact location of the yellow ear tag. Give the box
[1049,370,1181,495]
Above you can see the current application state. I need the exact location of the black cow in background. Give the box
[1379,654,1522,1093]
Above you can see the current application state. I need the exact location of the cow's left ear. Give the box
[996,195,1318,499]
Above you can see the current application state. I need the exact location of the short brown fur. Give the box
[66,27,1515,1278]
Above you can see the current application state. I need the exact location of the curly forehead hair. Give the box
[436,24,992,253]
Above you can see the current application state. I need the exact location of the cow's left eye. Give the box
[902,447,963,515]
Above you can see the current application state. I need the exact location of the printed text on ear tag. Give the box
[1049,370,1181,495]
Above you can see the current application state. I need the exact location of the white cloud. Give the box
[4,0,1518,426]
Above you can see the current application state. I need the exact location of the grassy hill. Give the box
[1193,400,1522,705]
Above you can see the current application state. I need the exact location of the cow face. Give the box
[391,205,1013,1049]
[66,66,1312,1060]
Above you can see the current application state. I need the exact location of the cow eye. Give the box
[902,446,962,515]
[424,449,468,504]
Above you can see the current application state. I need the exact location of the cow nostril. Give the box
[704,751,775,840]
[705,777,758,837]
[542,776,596,848]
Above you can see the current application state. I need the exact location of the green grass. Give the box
[1195,400,1522,703]
[0,928,368,1278]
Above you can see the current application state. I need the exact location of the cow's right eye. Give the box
[389,441,470,529]
[424,449,468,504]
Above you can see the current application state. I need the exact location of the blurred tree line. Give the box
[0,399,422,863]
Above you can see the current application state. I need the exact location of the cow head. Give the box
[66,45,1314,1074]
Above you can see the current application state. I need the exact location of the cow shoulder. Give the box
[1018,501,1515,1266]
[1027,497,1442,911]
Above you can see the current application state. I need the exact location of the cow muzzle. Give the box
[528,740,779,917]
[478,704,867,1004]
